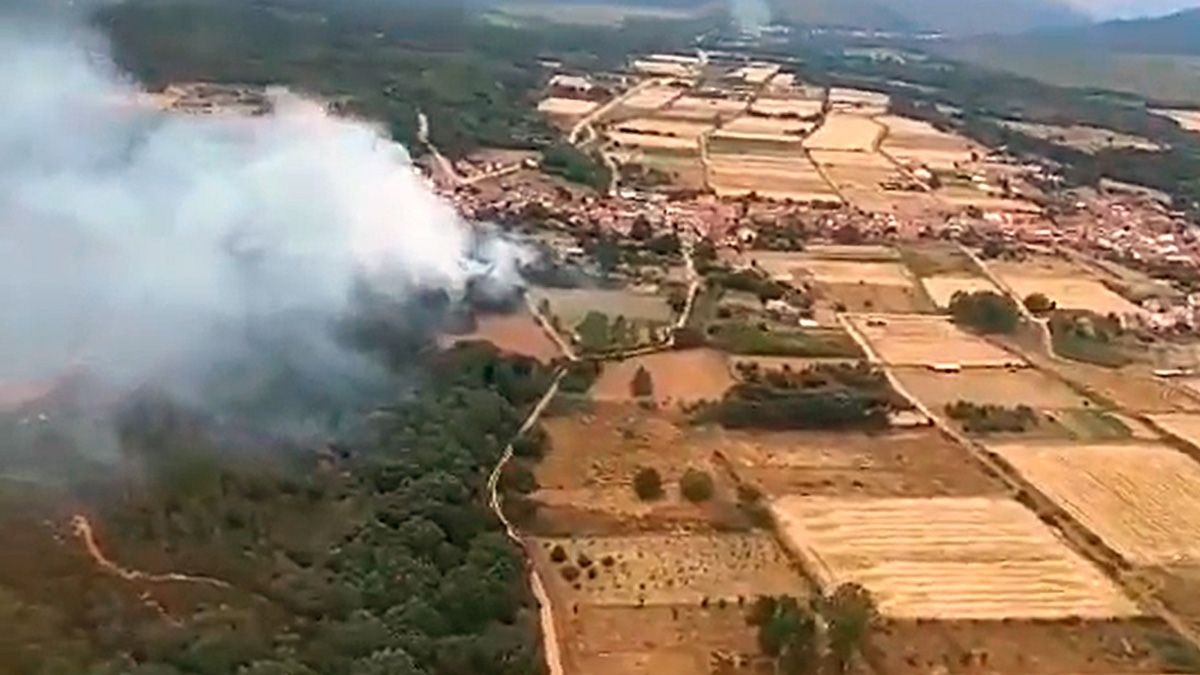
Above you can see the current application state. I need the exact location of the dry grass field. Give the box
[1039,357,1200,413]
[608,131,697,151]
[559,605,762,675]
[809,150,939,213]
[803,113,885,152]
[989,259,1143,316]
[697,428,1005,498]
[748,97,824,118]
[893,367,1092,410]
[592,349,734,405]
[921,274,998,308]
[530,287,674,326]
[716,114,815,139]
[829,87,890,113]
[821,283,935,314]
[1148,412,1200,449]
[878,114,979,170]
[659,95,746,122]
[772,496,1141,619]
[440,311,562,362]
[533,533,805,606]
[617,85,683,113]
[613,116,712,140]
[637,152,707,189]
[800,259,913,285]
[539,96,600,118]
[989,440,1200,565]
[848,314,1025,367]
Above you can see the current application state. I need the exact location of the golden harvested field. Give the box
[733,63,781,85]
[659,95,746,121]
[559,605,762,675]
[592,349,734,405]
[613,116,712,139]
[809,150,939,213]
[1032,354,1200,413]
[538,97,600,118]
[829,87,890,112]
[920,274,998,308]
[1149,412,1200,448]
[848,314,1025,367]
[608,131,697,151]
[936,187,1042,214]
[716,114,815,138]
[894,366,1092,410]
[989,440,1200,565]
[800,259,913,286]
[698,428,1005,498]
[533,533,805,606]
[822,283,935,314]
[878,114,978,170]
[771,496,1141,620]
[708,155,840,203]
[803,113,885,151]
[989,259,1143,316]
[748,97,824,118]
[530,287,674,326]
[439,311,562,363]
[631,60,693,78]
[618,85,683,112]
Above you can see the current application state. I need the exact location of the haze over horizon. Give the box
[1067,0,1199,19]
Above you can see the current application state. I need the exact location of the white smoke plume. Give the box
[0,20,528,432]
[729,0,771,33]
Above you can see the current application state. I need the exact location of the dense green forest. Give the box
[0,341,555,675]
[96,0,714,158]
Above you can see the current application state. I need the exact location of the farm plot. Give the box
[612,117,712,141]
[531,287,674,326]
[439,311,562,362]
[989,440,1200,565]
[615,85,684,114]
[803,262,934,313]
[989,259,1144,317]
[1037,355,1200,413]
[828,87,890,113]
[707,154,839,203]
[920,275,997,308]
[1000,119,1163,153]
[532,533,805,606]
[771,496,1140,619]
[809,150,938,213]
[715,114,815,139]
[848,314,1024,367]
[592,349,735,405]
[748,97,824,119]
[635,150,707,189]
[538,97,600,123]
[560,605,762,675]
[878,114,978,170]
[893,367,1092,410]
[803,113,884,152]
[1148,412,1200,449]
[658,95,746,122]
[696,427,1004,498]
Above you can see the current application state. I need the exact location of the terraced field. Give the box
[772,496,1140,620]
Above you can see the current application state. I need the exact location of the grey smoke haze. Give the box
[729,0,771,32]
[0,21,526,409]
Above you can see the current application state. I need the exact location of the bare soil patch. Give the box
[988,440,1200,565]
[772,496,1140,619]
[848,314,1024,367]
[440,311,562,362]
[592,349,734,406]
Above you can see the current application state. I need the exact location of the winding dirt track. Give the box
[71,514,231,589]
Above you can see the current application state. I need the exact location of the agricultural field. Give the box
[694,427,1004,498]
[828,87,890,113]
[530,287,674,351]
[1034,353,1200,413]
[659,95,746,122]
[591,349,735,406]
[1149,412,1200,449]
[772,496,1141,619]
[893,367,1092,411]
[634,150,707,190]
[1154,107,1200,132]
[746,249,935,313]
[803,113,885,152]
[1000,119,1164,153]
[707,154,839,203]
[715,114,815,139]
[747,97,823,119]
[612,116,712,141]
[440,310,562,362]
[530,403,746,535]
[988,258,1144,317]
[608,130,697,151]
[878,114,979,170]
[615,84,683,114]
[920,275,997,308]
[847,314,1025,367]
[557,605,762,675]
[809,150,937,213]
[532,533,805,606]
[988,440,1200,565]
[538,96,600,125]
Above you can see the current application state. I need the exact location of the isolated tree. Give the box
[1024,292,1056,314]
[949,290,1020,334]
[632,467,664,501]
[824,583,877,673]
[679,468,714,503]
[747,595,818,675]
[631,366,654,399]
[629,215,652,241]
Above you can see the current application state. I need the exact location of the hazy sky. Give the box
[1068,0,1199,18]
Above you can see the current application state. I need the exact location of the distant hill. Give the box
[769,0,1089,35]
[939,8,1200,104]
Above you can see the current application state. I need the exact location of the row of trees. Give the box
[747,586,878,675]
[631,467,714,503]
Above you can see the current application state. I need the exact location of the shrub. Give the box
[949,290,1020,334]
[560,565,580,582]
[633,467,664,501]
[1024,292,1056,314]
[631,365,654,399]
[679,468,715,503]
[550,544,567,563]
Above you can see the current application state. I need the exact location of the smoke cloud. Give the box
[0,20,527,431]
[729,0,771,33]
